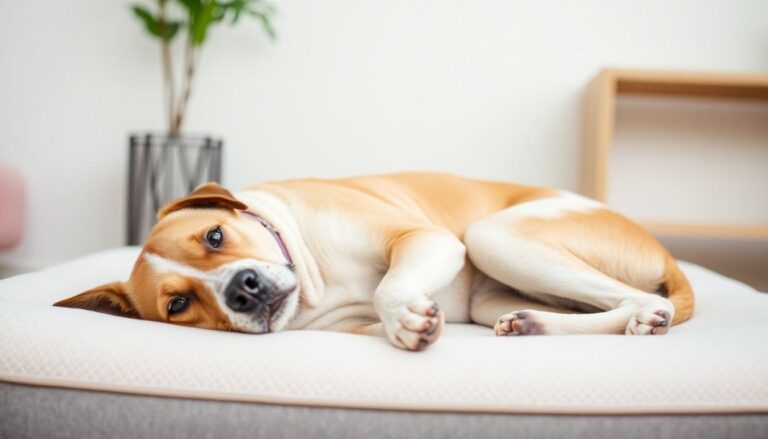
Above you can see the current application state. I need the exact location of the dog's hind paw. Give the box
[626,309,672,335]
[495,310,545,336]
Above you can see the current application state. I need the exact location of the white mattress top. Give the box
[1,247,767,414]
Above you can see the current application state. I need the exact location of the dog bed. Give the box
[1,247,767,438]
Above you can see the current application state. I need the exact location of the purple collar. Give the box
[240,211,293,266]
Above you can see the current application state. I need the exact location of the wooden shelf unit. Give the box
[581,68,768,239]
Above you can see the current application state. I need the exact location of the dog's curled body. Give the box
[55,172,694,351]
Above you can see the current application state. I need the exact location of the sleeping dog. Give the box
[55,173,694,351]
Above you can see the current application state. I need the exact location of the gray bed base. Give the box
[1,381,766,439]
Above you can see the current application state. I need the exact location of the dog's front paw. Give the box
[381,298,444,351]
[626,309,671,335]
[495,310,546,336]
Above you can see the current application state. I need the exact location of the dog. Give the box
[55,173,694,351]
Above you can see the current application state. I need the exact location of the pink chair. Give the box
[0,163,25,249]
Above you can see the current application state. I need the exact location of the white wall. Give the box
[2,0,768,270]
[610,95,768,225]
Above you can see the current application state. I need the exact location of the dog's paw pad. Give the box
[407,298,440,317]
[626,309,672,335]
[390,299,444,351]
[495,310,545,336]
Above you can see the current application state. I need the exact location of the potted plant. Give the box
[127,0,275,244]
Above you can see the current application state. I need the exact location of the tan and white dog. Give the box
[55,173,694,351]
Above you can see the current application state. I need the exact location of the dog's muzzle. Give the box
[224,269,288,314]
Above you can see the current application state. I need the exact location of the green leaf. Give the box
[211,4,227,23]
[223,0,246,24]
[249,10,276,40]
[131,4,181,41]
[132,5,162,39]
[254,1,276,16]
[230,7,243,24]
[171,0,277,46]
[161,21,182,41]
[178,0,202,16]
[191,1,218,45]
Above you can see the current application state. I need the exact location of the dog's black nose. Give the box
[224,269,282,313]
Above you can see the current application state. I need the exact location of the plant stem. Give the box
[172,34,199,137]
[158,1,176,136]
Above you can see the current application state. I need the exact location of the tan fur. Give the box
[510,209,694,324]
[54,282,138,317]
[254,173,553,238]
[664,255,695,325]
[56,184,285,331]
[126,257,234,330]
[56,172,695,343]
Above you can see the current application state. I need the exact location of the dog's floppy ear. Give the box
[157,182,247,219]
[53,282,139,318]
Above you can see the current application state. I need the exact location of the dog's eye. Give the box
[206,226,224,248]
[168,296,189,315]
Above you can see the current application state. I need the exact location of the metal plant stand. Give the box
[127,134,222,245]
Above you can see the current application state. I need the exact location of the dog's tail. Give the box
[662,255,695,325]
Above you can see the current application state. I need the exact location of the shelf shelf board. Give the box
[581,68,768,232]
[604,68,768,100]
[642,222,768,239]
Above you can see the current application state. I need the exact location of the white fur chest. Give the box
[285,208,387,330]
[284,207,474,329]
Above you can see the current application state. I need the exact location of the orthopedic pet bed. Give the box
[1,247,766,438]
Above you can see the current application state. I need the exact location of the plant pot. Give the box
[127,133,223,245]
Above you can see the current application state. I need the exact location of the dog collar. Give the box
[240,210,294,266]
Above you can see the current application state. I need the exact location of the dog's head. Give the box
[54,183,300,333]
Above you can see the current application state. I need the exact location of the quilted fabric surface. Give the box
[1,247,767,414]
